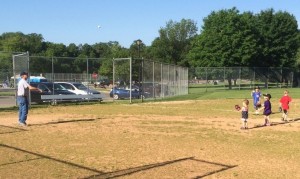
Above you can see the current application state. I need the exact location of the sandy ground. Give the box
[0,100,300,178]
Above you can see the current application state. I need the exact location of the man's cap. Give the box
[263,93,271,99]
[20,71,28,76]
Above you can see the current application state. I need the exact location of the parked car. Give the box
[97,79,111,86]
[55,82,101,95]
[30,82,77,104]
[109,86,150,100]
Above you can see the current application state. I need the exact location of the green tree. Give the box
[188,8,258,67]
[149,19,198,65]
[188,8,299,88]
[67,43,79,57]
[255,9,299,67]
[129,40,146,58]
[44,42,67,57]
[99,42,129,79]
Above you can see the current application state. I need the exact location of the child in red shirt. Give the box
[280,90,292,122]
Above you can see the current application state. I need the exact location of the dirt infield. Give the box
[0,99,300,178]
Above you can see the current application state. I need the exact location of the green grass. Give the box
[1,92,300,178]
[0,92,15,96]
[161,87,300,101]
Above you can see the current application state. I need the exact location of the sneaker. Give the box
[281,117,284,121]
[18,122,27,127]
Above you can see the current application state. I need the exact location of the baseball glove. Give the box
[279,106,282,112]
[235,105,241,111]
[256,102,262,108]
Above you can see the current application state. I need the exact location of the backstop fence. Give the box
[113,58,189,102]
[189,67,295,92]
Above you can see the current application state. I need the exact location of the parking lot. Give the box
[0,88,111,108]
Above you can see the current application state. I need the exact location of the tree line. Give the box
[1,8,299,78]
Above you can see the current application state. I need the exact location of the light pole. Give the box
[136,39,142,58]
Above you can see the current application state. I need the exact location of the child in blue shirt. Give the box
[251,86,261,115]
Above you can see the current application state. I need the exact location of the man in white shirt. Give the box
[17,72,41,126]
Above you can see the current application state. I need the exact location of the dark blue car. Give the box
[109,87,149,100]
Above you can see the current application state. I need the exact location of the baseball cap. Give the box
[255,86,260,89]
[20,71,28,76]
[263,93,271,99]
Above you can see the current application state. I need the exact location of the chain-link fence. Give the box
[1,52,298,108]
[189,67,295,92]
[29,56,105,83]
[113,58,188,102]
[0,52,28,107]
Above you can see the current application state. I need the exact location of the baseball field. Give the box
[0,88,300,178]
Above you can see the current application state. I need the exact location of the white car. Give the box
[55,82,100,95]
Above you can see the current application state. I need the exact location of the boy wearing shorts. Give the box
[280,90,292,122]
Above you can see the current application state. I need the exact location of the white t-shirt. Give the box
[17,78,30,96]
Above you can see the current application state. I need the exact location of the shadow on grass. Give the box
[28,118,97,127]
[249,118,300,130]
[84,157,237,179]
[0,118,100,133]
[0,124,27,134]
[0,143,237,178]
[0,157,42,167]
[84,157,193,179]
[0,143,104,174]
[190,158,237,179]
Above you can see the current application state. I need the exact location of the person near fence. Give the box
[251,86,261,115]
[17,71,41,126]
[262,93,272,126]
[279,90,292,122]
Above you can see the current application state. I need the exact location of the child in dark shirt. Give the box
[262,94,272,126]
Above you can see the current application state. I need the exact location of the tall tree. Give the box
[67,43,79,57]
[188,8,258,67]
[255,9,299,67]
[149,19,198,65]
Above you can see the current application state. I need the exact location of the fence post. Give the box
[161,63,163,98]
[112,58,115,101]
[239,67,241,90]
[168,65,170,96]
[280,67,283,88]
[291,71,294,88]
[224,67,226,90]
[141,58,144,102]
[130,58,132,104]
[205,67,208,92]
[153,61,155,99]
[267,68,269,89]
[86,58,90,102]
[253,67,256,88]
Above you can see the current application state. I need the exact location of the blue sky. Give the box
[1,0,299,48]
